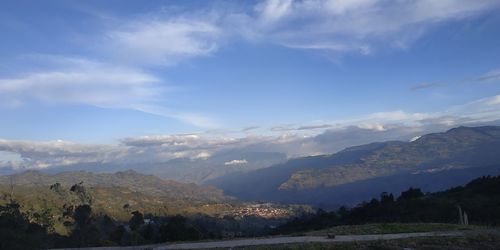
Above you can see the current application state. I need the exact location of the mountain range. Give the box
[42,151,286,184]
[0,169,226,202]
[208,126,500,207]
[0,170,234,223]
[3,126,500,209]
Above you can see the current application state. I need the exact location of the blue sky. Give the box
[1,0,500,169]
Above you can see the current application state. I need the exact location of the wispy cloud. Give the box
[410,82,443,91]
[0,57,162,109]
[93,0,500,61]
[1,0,499,129]
[297,124,333,130]
[254,0,293,24]
[476,69,500,82]
[104,17,221,66]
[247,0,500,54]
[0,10,226,127]
[410,67,500,91]
[270,125,297,132]
[242,126,260,132]
[0,56,220,128]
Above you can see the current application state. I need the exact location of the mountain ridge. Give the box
[208,126,500,206]
[0,169,227,202]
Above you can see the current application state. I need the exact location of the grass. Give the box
[304,223,480,236]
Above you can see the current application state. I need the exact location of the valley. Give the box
[2,126,500,249]
[209,126,500,206]
[2,1,500,248]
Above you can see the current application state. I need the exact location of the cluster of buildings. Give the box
[231,203,293,218]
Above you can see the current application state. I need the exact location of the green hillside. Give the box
[0,170,234,234]
[0,170,227,202]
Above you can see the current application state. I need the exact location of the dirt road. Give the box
[58,231,464,250]
[156,231,463,249]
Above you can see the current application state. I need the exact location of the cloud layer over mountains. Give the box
[1,94,500,172]
[0,1,500,175]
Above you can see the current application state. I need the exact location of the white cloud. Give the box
[365,111,430,123]
[1,1,500,151]
[0,56,220,128]
[0,57,161,109]
[194,151,211,159]
[248,0,500,53]
[323,0,377,15]
[0,138,121,169]
[2,1,498,129]
[255,0,293,25]
[0,16,225,127]
[224,159,248,166]
[1,94,500,171]
[443,95,500,123]
[486,96,500,105]
[357,123,386,132]
[91,0,500,60]
[105,18,221,66]
[171,112,219,128]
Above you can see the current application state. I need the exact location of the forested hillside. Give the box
[276,175,500,234]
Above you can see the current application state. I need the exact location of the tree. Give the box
[26,206,54,232]
[141,224,155,242]
[380,192,395,204]
[158,215,201,242]
[73,205,92,229]
[398,187,424,201]
[129,211,144,231]
[70,182,92,205]
[0,201,51,249]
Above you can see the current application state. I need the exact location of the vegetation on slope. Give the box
[0,170,227,202]
[275,175,500,234]
[1,173,499,249]
[0,179,305,249]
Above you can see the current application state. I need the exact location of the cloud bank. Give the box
[1,95,500,171]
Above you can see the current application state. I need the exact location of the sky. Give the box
[1,0,500,170]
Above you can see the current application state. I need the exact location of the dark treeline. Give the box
[275,175,500,234]
[2,175,500,249]
[0,183,276,250]
[1,200,216,249]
